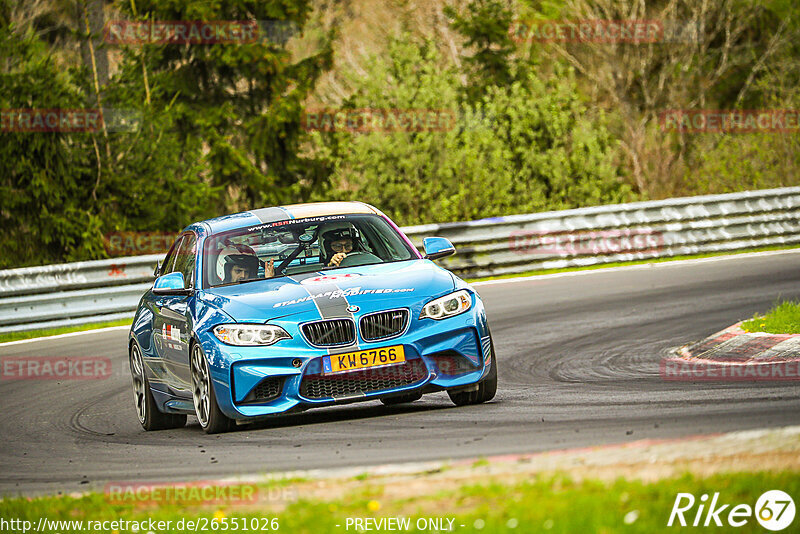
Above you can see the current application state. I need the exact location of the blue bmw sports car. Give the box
[128,202,497,433]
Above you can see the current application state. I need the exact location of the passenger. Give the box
[216,244,274,283]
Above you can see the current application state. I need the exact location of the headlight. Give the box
[213,324,291,346]
[419,290,472,320]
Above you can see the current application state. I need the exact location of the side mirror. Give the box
[423,237,456,260]
[153,272,192,296]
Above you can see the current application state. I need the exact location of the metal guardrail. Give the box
[1,187,798,333]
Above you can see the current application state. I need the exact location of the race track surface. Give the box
[2,251,800,495]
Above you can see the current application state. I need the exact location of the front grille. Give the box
[360,309,409,341]
[300,358,427,400]
[302,319,355,347]
[240,377,283,404]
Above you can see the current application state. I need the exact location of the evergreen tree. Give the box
[444,0,516,102]
[120,0,334,209]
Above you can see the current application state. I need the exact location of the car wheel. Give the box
[448,337,498,406]
[129,343,186,431]
[191,343,234,434]
[380,391,423,406]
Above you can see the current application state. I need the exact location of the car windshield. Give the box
[204,214,417,288]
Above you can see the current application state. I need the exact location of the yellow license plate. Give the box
[324,345,405,374]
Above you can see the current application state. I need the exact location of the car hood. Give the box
[198,260,456,323]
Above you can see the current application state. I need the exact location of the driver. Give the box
[320,226,362,267]
[216,244,274,284]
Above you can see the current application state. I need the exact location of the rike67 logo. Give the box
[669,490,795,530]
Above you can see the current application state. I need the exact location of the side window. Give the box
[360,224,391,259]
[173,233,197,288]
[161,236,183,276]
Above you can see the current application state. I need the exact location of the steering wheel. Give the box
[338,251,380,268]
[322,251,364,269]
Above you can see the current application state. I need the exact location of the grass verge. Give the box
[0,470,796,533]
[742,300,800,334]
[466,243,800,283]
[0,318,132,344]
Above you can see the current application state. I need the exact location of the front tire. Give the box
[129,344,186,431]
[191,343,234,434]
[448,338,498,406]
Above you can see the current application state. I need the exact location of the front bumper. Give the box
[198,303,492,420]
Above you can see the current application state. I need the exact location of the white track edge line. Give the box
[0,325,130,347]
[471,248,800,287]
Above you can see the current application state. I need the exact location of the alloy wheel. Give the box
[129,345,147,424]
[191,344,211,427]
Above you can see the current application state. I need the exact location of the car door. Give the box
[153,233,197,396]
[141,236,181,387]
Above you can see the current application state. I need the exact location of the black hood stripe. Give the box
[288,272,359,354]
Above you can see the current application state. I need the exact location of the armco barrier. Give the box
[1,187,798,333]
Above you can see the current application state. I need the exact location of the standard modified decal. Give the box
[273,287,414,308]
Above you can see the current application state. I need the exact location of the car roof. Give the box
[190,201,384,235]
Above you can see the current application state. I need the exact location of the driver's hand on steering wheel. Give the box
[328,252,347,267]
[264,259,275,278]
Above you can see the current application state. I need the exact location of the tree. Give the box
[313,35,633,225]
[119,0,334,210]
[444,0,517,102]
[526,0,800,197]
[0,0,334,267]
[0,19,102,267]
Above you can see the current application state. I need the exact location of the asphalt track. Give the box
[2,250,800,496]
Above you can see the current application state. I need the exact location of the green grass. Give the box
[0,318,132,344]
[742,300,800,334]
[0,471,796,533]
[466,243,800,283]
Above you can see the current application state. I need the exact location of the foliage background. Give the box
[1,0,798,267]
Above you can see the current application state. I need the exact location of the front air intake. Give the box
[300,358,427,400]
[239,376,284,404]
